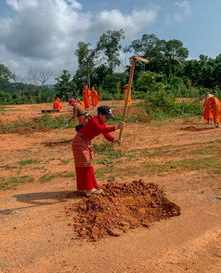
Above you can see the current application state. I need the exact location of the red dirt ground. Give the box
[0,102,221,273]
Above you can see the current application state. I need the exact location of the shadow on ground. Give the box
[0,191,80,216]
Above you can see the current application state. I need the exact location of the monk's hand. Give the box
[116,122,124,130]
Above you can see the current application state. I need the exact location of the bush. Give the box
[136,71,164,94]
[144,89,201,120]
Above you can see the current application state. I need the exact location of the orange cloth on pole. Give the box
[203,96,221,125]
[53,98,62,111]
[123,85,132,105]
[91,89,99,107]
[83,87,91,109]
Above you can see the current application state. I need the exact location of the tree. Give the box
[127,33,160,58]
[75,42,95,87]
[128,35,189,78]
[161,39,188,78]
[55,70,76,99]
[96,29,125,72]
[0,64,15,84]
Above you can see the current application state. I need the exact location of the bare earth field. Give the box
[0,102,221,273]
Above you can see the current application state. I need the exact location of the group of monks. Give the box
[53,83,132,112]
[82,84,100,110]
[203,93,221,128]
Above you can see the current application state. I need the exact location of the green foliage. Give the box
[144,89,201,120]
[96,29,125,72]
[0,64,15,83]
[136,71,164,93]
[74,42,96,89]
[54,70,76,100]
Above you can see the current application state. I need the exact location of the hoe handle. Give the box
[118,60,136,143]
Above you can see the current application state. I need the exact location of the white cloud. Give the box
[96,9,157,38]
[0,0,158,82]
[6,0,38,11]
[174,0,191,22]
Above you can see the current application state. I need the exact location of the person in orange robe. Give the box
[203,93,221,127]
[123,84,132,105]
[91,86,100,108]
[82,84,91,110]
[53,96,63,112]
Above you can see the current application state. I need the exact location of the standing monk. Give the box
[203,93,221,127]
[82,84,91,110]
[91,86,100,108]
[123,84,132,105]
[53,96,63,112]
[72,106,123,196]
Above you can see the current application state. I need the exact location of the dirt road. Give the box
[0,103,221,273]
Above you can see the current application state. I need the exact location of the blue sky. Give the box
[0,0,220,80]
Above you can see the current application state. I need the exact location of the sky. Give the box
[0,0,220,82]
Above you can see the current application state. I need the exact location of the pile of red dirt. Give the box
[65,180,181,241]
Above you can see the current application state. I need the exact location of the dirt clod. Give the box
[66,180,181,241]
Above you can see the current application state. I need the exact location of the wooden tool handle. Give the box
[119,60,136,143]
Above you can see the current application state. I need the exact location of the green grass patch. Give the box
[61,171,75,178]
[60,159,71,165]
[39,174,57,183]
[0,114,76,134]
[145,157,221,175]
[93,143,124,160]
[96,167,112,179]
[18,159,40,166]
[39,171,75,183]
[0,175,34,190]
[95,155,221,180]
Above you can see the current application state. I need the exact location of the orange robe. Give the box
[53,99,62,112]
[83,88,91,109]
[203,96,221,125]
[91,89,99,107]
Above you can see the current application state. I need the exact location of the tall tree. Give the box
[75,42,95,87]
[55,70,76,99]
[96,29,125,72]
[128,35,188,77]
[0,64,15,84]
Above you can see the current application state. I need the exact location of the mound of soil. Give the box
[65,180,181,241]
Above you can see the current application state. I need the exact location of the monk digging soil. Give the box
[65,180,181,241]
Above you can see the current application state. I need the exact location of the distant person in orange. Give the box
[203,93,221,127]
[82,84,91,110]
[91,86,100,108]
[53,96,62,112]
[123,84,132,105]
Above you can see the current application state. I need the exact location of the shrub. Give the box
[144,89,201,120]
